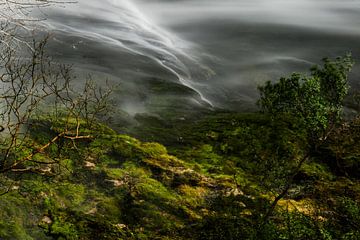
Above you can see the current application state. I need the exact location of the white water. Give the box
[35,0,360,114]
[37,0,215,114]
[135,0,360,35]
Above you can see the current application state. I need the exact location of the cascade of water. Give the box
[37,0,214,109]
[32,0,360,112]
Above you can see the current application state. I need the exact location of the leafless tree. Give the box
[0,0,75,49]
[0,35,113,176]
[0,0,115,198]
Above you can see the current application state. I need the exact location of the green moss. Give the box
[177,144,223,165]
[0,193,48,239]
[178,185,207,207]
[137,178,178,204]
[49,220,78,240]
[140,142,168,158]
[0,109,358,239]
[56,183,86,207]
[301,161,335,181]
[0,221,34,240]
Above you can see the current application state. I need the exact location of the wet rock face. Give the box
[136,0,360,110]
[33,0,214,119]
[33,0,360,116]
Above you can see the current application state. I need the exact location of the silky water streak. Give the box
[36,0,214,116]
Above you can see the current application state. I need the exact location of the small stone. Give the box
[106,179,125,187]
[41,167,52,173]
[115,223,127,229]
[84,161,96,168]
[42,216,52,225]
[86,208,97,215]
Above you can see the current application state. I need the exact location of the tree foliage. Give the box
[258,55,354,140]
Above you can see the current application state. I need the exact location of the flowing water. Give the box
[36,0,360,117]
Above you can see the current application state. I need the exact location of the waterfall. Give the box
[36,0,214,115]
[33,0,360,113]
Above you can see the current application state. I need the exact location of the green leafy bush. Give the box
[258,55,354,140]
